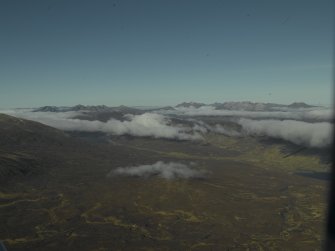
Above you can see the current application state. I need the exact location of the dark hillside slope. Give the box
[0,114,70,149]
[0,114,72,180]
[0,113,150,182]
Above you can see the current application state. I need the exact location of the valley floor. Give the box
[0,133,330,251]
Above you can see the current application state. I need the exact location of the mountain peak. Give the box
[175,102,206,108]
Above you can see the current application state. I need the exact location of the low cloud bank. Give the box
[108,161,206,179]
[2,109,201,140]
[163,106,333,122]
[238,118,333,148]
[211,124,241,137]
[191,119,242,137]
[2,108,333,148]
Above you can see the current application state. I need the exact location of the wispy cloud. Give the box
[237,118,333,148]
[191,119,242,137]
[162,106,333,122]
[108,161,206,179]
[2,107,333,148]
[2,109,202,140]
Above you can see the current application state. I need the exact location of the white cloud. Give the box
[2,108,333,148]
[237,118,333,148]
[190,119,241,137]
[108,161,206,179]
[160,106,333,122]
[2,109,202,141]
[210,124,241,137]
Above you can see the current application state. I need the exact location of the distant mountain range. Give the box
[32,101,319,118]
[33,104,178,113]
[34,105,115,113]
[175,101,317,111]
[175,102,206,108]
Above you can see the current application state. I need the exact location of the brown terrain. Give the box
[0,113,330,251]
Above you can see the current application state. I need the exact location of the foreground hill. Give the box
[0,113,148,181]
[0,113,73,148]
[0,114,71,181]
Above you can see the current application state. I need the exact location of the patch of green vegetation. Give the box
[240,144,328,172]
[205,134,330,172]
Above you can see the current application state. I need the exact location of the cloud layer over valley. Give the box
[1,103,333,148]
[167,105,333,122]
[2,109,202,140]
[237,119,332,148]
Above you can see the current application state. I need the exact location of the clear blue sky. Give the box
[0,0,333,108]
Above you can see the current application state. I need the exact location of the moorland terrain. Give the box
[0,102,331,251]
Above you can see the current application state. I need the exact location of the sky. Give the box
[0,0,334,108]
